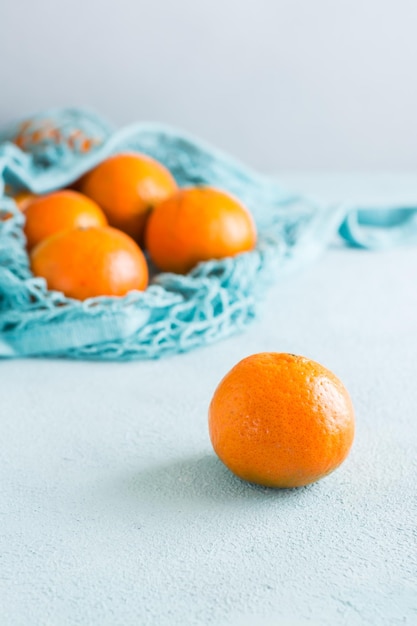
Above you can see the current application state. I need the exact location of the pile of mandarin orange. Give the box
[10,152,257,301]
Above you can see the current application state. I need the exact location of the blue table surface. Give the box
[1,174,417,626]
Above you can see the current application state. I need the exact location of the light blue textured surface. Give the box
[1,174,417,625]
[1,109,417,360]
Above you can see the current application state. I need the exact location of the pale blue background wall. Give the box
[2,0,417,171]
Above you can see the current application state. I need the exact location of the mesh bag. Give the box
[1,108,416,360]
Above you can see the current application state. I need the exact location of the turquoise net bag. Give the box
[1,108,417,360]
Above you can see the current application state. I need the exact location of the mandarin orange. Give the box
[209,353,355,488]
[30,226,148,300]
[79,152,177,243]
[145,186,257,274]
[24,190,107,250]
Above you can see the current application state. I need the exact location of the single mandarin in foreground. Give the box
[79,152,177,243]
[30,226,148,301]
[209,353,355,488]
[145,186,257,274]
[23,190,107,250]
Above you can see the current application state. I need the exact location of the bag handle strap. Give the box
[339,206,417,249]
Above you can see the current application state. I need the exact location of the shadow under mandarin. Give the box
[96,453,317,516]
